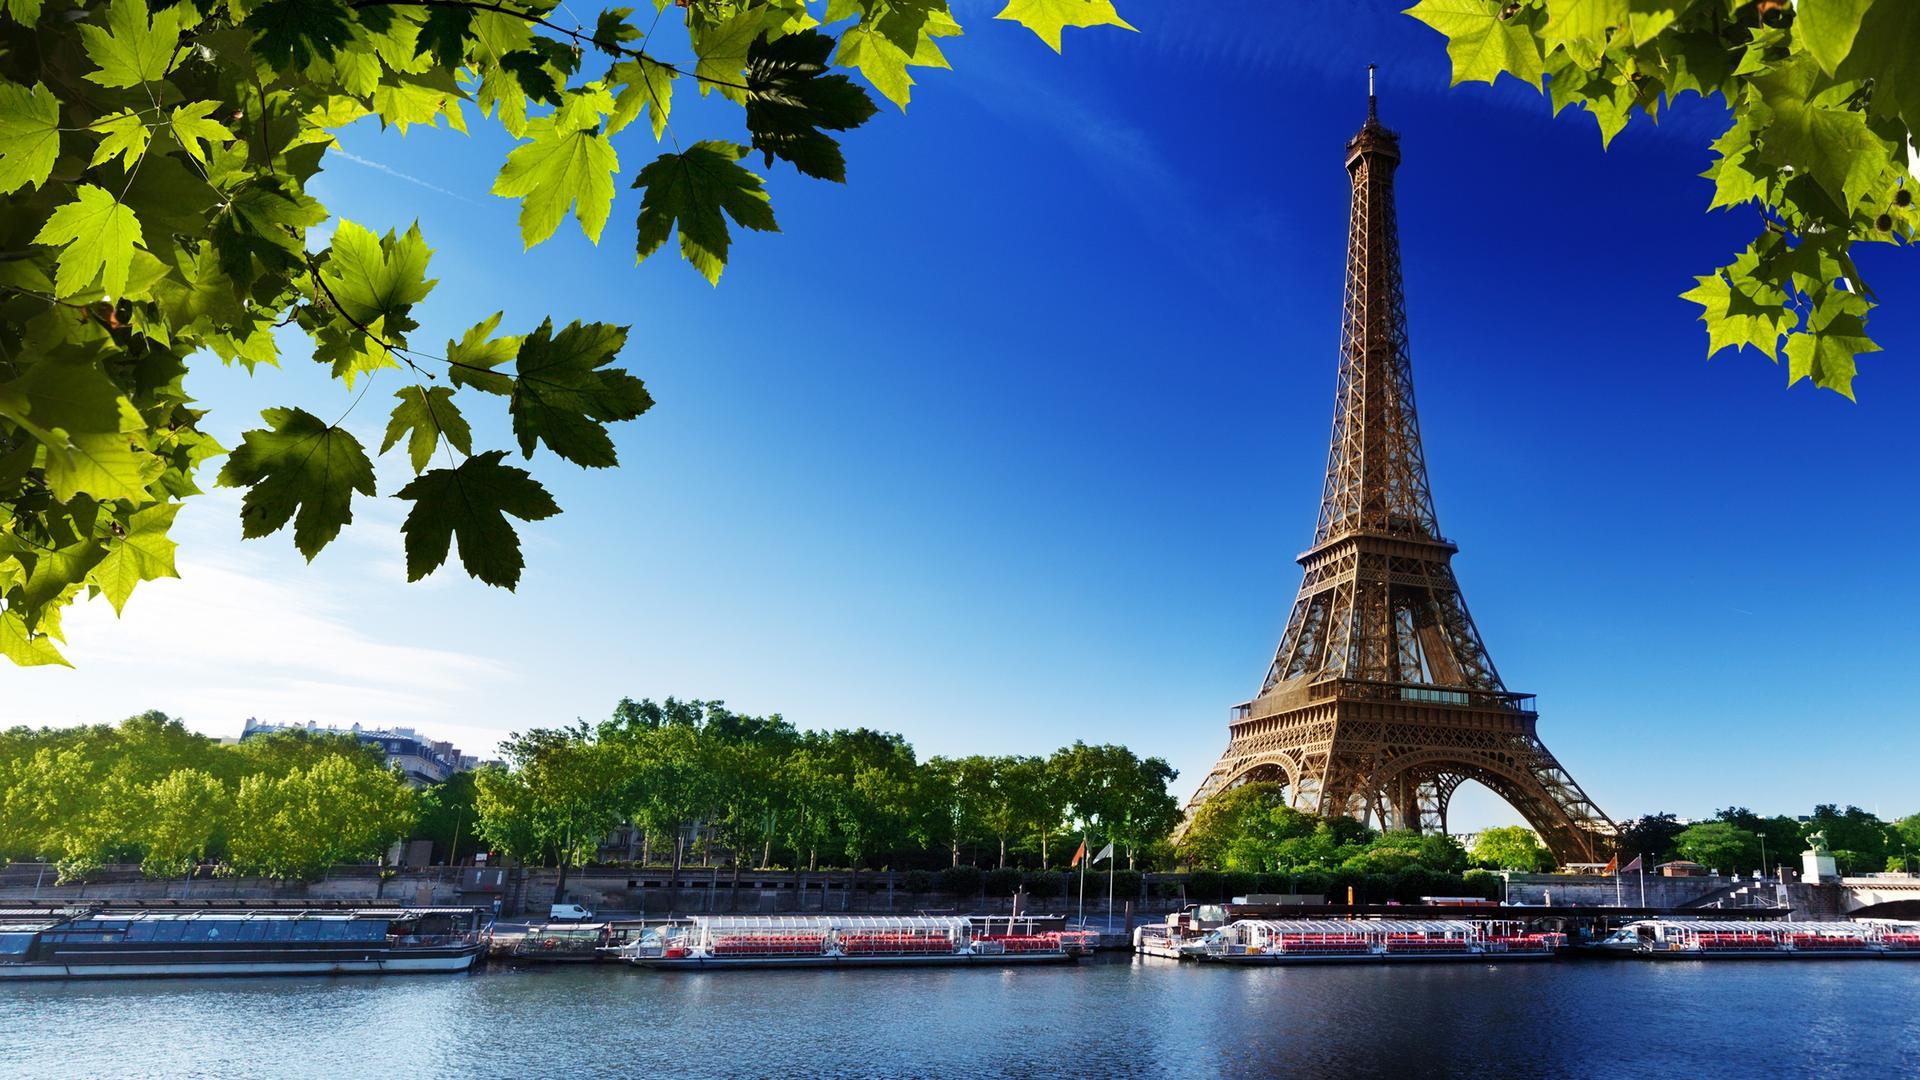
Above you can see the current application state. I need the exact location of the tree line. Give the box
[1618,805,1920,876]
[0,712,416,881]
[468,698,1184,901]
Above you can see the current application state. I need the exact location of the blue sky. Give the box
[14,2,1919,829]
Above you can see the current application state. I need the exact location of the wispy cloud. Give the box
[327,147,487,207]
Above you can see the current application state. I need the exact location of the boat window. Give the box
[231,921,268,942]
[318,920,352,941]
[0,933,36,956]
[256,920,293,942]
[351,921,389,941]
[148,922,188,943]
[126,923,156,942]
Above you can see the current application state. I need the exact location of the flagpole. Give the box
[1638,854,1645,908]
[1106,839,1115,934]
[1076,833,1086,930]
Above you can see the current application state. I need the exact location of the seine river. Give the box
[5,957,1916,1078]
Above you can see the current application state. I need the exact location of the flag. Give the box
[1621,854,1643,874]
[1603,854,1618,875]
[1070,840,1086,867]
[1091,843,1115,866]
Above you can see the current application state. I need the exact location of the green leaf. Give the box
[215,407,377,560]
[3,0,43,27]
[1404,0,1546,89]
[33,184,145,298]
[692,9,771,104]
[1679,262,1793,360]
[45,432,158,503]
[1702,119,1769,209]
[446,312,521,396]
[608,58,676,140]
[745,30,880,181]
[1795,0,1875,76]
[395,450,560,588]
[1540,0,1626,54]
[244,0,355,69]
[318,219,436,332]
[79,0,187,89]
[1752,56,1891,208]
[0,610,69,668]
[87,109,151,171]
[592,6,640,55]
[168,101,234,165]
[833,9,960,109]
[1784,289,1877,398]
[381,386,472,473]
[994,0,1136,53]
[89,502,181,615]
[632,141,779,284]
[0,81,62,194]
[490,117,620,247]
[509,319,652,467]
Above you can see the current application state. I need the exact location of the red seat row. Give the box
[982,934,1062,953]
[711,934,829,956]
[841,934,952,955]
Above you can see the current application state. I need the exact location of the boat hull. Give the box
[0,948,481,980]
[630,952,1074,970]
[1204,950,1555,965]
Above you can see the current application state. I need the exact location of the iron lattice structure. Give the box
[1179,85,1615,864]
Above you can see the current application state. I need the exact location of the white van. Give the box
[549,903,594,922]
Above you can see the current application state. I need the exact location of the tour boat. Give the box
[0,907,489,979]
[1595,919,1920,959]
[1140,918,1561,964]
[615,915,1076,969]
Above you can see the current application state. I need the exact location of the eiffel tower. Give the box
[1179,71,1615,864]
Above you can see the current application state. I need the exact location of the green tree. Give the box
[979,755,1046,869]
[476,725,624,900]
[139,767,229,880]
[1675,820,1758,873]
[227,753,414,879]
[0,1,1136,666]
[1408,0,1916,400]
[414,770,481,864]
[1471,825,1550,871]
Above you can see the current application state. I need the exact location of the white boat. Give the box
[1594,918,1920,959]
[1158,918,1561,964]
[614,915,1076,969]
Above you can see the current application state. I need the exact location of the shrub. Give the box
[1186,870,1224,901]
[1150,879,1184,900]
[983,868,1023,897]
[1219,872,1257,900]
[1110,869,1143,898]
[1291,871,1331,900]
[937,865,983,897]
[1023,871,1063,900]
[902,869,935,894]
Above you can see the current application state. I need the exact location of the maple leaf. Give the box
[381,386,472,474]
[745,30,879,181]
[994,0,1136,53]
[168,101,235,165]
[608,57,677,141]
[446,312,521,396]
[0,81,61,194]
[216,407,377,560]
[490,115,620,248]
[33,184,145,298]
[318,219,436,332]
[1784,289,1878,400]
[1405,0,1546,89]
[90,503,182,615]
[79,0,188,89]
[509,319,652,467]
[396,450,561,588]
[87,109,151,171]
[633,141,779,284]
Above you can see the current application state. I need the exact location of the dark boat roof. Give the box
[0,906,480,928]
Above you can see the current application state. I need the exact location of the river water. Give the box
[5,956,1916,1078]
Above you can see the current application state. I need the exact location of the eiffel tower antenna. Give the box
[1175,95,1615,864]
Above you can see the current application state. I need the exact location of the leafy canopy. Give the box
[0,0,1134,666]
[1406,0,1916,399]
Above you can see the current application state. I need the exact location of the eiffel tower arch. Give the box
[1179,73,1615,865]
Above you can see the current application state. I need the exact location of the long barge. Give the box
[1138,917,1561,964]
[0,907,489,979]
[1594,919,1920,959]
[615,915,1076,970]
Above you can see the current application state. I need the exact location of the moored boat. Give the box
[0,907,489,979]
[1594,919,1920,959]
[1143,918,1562,964]
[615,915,1076,969]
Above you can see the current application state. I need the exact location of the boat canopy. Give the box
[1624,919,1876,936]
[1233,919,1481,936]
[688,915,971,934]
